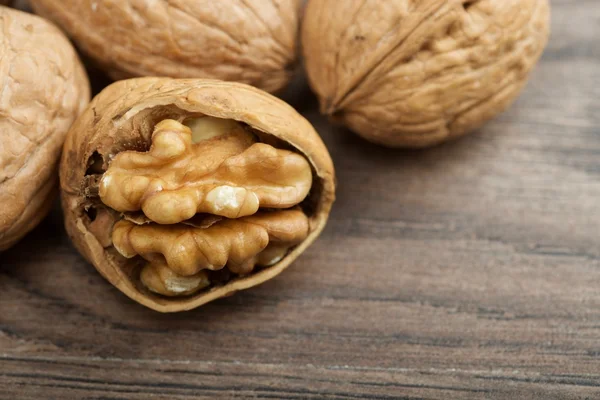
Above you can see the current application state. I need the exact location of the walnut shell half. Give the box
[302,0,550,148]
[60,78,335,312]
[0,8,90,251]
[30,0,302,94]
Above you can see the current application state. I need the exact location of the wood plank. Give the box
[1,0,600,397]
[2,357,599,400]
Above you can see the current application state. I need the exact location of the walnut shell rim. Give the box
[60,78,335,312]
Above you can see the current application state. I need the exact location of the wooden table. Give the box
[2,1,599,398]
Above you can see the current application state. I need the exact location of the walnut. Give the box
[0,8,90,251]
[29,0,302,94]
[60,78,335,312]
[99,119,312,224]
[102,117,312,296]
[302,0,550,148]
[114,209,309,296]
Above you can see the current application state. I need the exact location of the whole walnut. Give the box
[29,0,302,94]
[302,0,550,148]
[0,8,90,251]
[61,78,335,312]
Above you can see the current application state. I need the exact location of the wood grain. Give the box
[1,0,600,398]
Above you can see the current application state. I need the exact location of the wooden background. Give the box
[1,1,599,398]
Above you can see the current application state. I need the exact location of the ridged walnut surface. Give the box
[99,119,313,224]
[0,8,90,250]
[30,0,301,93]
[302,0,550,148]
[60,78,335,312]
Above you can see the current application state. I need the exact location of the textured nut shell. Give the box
[302,0,550,148]
[61,78,335,312]
[30,0,301,93]
[0,8,90,251]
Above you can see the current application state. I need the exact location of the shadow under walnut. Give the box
[60,78,335,313]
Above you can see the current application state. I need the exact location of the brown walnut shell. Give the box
[30,0,302,94]
[60,78,335,312]
[302,0,550,148]
[0,8,90,251]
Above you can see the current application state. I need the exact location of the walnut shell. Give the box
[60,78,335,312]
[0,8,90,251]
[29,0,302,94]
[302,0,550,148]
